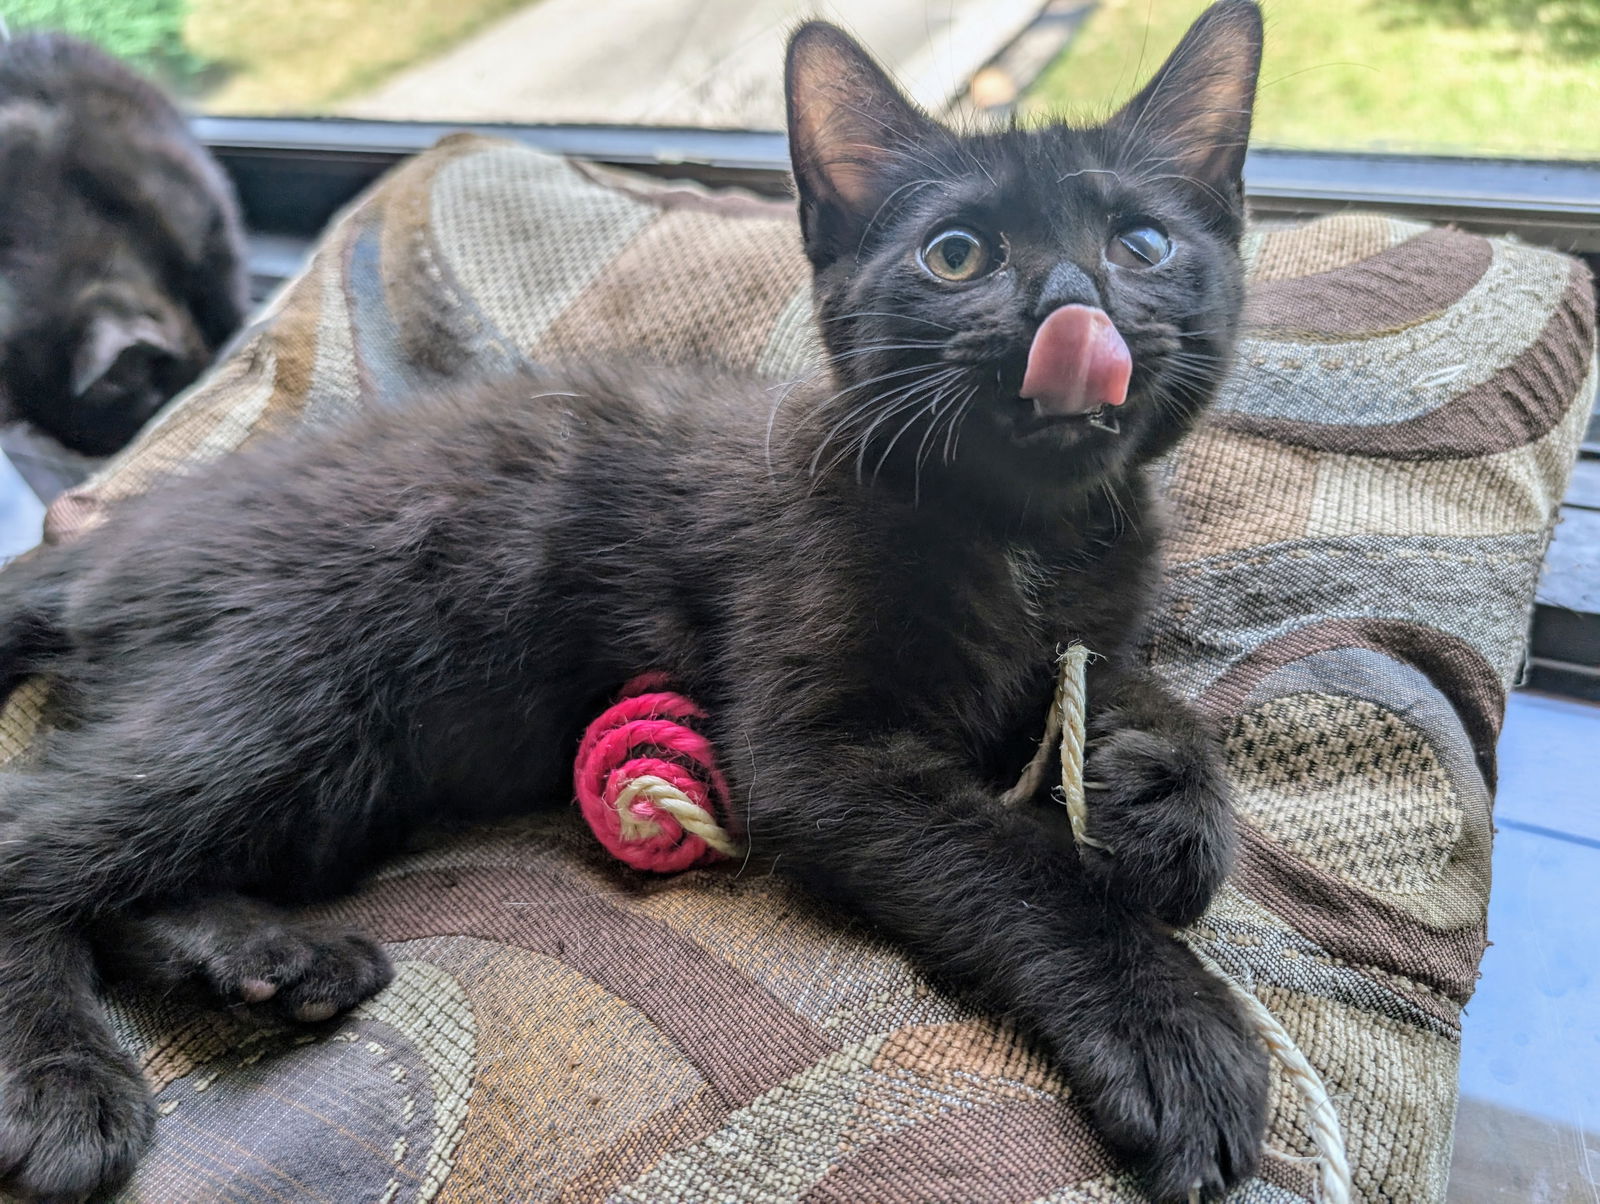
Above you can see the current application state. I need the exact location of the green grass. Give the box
[1026,0,1600,158]
[183,0,534,113]
[9,0,199,79]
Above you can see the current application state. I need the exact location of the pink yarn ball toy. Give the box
[573,674,743,873]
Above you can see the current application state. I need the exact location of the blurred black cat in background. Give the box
[0,31,247,458]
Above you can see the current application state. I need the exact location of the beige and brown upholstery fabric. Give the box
[2,135,1594,1202]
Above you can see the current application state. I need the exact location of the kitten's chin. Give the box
[1002,397,1124,449]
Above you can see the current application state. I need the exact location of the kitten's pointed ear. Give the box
[1107,0,1263,219]
[786,22,935,265]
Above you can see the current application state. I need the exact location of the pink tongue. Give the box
[1020,305,1132,417]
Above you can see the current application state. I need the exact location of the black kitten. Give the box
[0,5,1267,1200]
[0,32,248,457]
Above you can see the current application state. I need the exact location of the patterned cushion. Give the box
[3,135,1594,1203]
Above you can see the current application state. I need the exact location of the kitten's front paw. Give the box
[1079,721,1234,925]
[1071,957,1270,1201]
[0,1046,154,1201]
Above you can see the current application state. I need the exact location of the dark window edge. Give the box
[1525,657,1600,703]
[195,117,1600,245]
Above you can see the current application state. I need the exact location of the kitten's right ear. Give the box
[785,22,935,266]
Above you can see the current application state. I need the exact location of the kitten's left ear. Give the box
[1107,0,1263,220]
[786,22,936,266]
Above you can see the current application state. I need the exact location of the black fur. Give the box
[0,33,248,456]
[0,5,1268,1199]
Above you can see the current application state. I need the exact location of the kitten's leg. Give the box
[0,921,153,1202]
[0,735,398,1198]
[1073,663,1237,926]
[750,732,1269,1202]
[96,894,393,1024]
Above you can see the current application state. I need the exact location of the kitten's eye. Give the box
[1107,225,1172,268]
[919,228,994,282]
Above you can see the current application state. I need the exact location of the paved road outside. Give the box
[343,0,1049,127]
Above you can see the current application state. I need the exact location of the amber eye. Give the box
[920,228,994,282]
[1107,224,1172,268]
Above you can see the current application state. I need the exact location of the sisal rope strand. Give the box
[613,774,745,858]
[1051,644,1103,849]
[998,644,1104,853]
[1186,945,1352,1204]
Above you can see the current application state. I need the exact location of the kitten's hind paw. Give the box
[202,921,394,1023]
[0,1046,154,1202]
[101,896,394,1025]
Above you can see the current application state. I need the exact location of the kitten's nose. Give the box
[1034,263,1102,318]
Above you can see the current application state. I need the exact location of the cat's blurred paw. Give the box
[0,1044,153,1202]
[202,920,393,1024]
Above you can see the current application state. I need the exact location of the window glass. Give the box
[1027,0,1600,159]
[9,0,1600,160]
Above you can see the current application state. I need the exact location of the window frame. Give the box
[196,116,1600,248]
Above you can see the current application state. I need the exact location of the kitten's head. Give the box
[785,1,1262,505]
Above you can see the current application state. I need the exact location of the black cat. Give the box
[0,32,248,457]
[0,5,1268,1199]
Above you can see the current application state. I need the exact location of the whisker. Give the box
[859,179,942,253]
[825,340,946,364]
[807,375,933,478]
[811,365,965,480]
[871,392,946,490]
[821,312,958,332]
[937,382,981,467]
[814,362,952,414]
[911,380,970,492]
